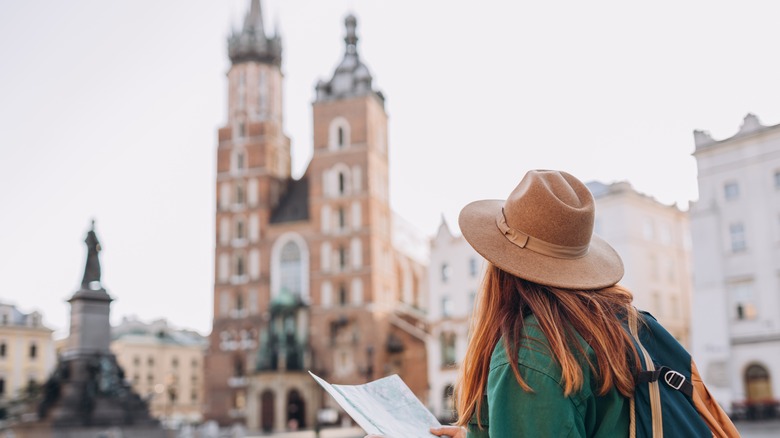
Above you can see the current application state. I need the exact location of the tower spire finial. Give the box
[244,0,265,34]
[344,14,358,54]
[228,0,282,66]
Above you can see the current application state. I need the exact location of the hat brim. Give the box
[459,199,624,290]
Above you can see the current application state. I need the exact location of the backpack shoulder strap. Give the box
[628,309,664,438]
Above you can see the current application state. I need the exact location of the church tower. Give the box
[204,5,429,430]
[205,0,292,425]
[306,14,428,398]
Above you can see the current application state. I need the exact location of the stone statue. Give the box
[81,220,102,289]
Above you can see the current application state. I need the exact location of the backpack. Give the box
[627,310,740,438]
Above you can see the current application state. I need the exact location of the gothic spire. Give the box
[315,14,382,104]
[228,0,282,66]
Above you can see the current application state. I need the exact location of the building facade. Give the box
[204,1,429,431]
[425,219,483,421]
[0,304,55,406]
[110,317,207,425]
[587,180,693,346]
[690,114,780,413]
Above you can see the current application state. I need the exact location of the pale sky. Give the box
[1,0,779,337]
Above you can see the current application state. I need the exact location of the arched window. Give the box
[329,118,350,150]
[236,183,245,205]
[440,333,456,367]
[29,343,37,359]
[338,246,348,271]
[271,233,310,301]
[339,284,348,306]
[236,219,245,240]
[236,292,243,312]
[338,207,346,230]
[235,151,246,171]
[745,363,773,401]
[235,254,245,277]
[280,241,302,297]
[338,172,346,195]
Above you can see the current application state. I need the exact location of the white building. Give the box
[587,181,693,347]
[690,114,780,413]
[426,219,483,421]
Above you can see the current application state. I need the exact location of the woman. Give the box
[374,169,641,437]
[453,169,640,437]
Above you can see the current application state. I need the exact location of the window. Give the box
[339,284,348,306]
[642,218,654,241]
[724,181,739,200]
[238,122,246,138]
[236,152,245,171]
[235,183,245,205]
[775,171,780,189]
[329,118,350,150]
[0,342,5,358]
[29,343,37,359]
[148,357,154,366]
[257,70,268,115]
[235,255,245,277]
[133,356,140,366]
[440,333,457,367]
[441,263,451,282]
[172,358,179,368]
[338,246,348,271]
[236,219,245,240]
[0,378,5,396]
[279,241,302,297]
[338,172,346,195]
[729,282,757,320]
[442,296,454,318]
[235,292,243,312]
[338,207,346,230]
[469,258,478,277]
[730,223,746,252]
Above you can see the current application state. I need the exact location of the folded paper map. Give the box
[309,371,442,438]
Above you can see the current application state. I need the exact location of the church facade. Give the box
[203,1,429,431]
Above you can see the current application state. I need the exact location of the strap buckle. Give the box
[664,369,686,391]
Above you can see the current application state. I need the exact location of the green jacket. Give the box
[467,316,629,437]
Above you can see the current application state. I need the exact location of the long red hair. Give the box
[456,263,640,428]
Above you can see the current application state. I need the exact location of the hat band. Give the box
[496,210,589,259]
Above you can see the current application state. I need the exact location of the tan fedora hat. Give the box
[458,170,623,290]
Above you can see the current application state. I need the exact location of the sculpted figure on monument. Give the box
[81,220,102,289]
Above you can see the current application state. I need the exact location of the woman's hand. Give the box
[430,425,467,438]
[365,425,466,438]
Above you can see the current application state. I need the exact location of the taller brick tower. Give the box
[204,0,292,426]
[204,3,429,432]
